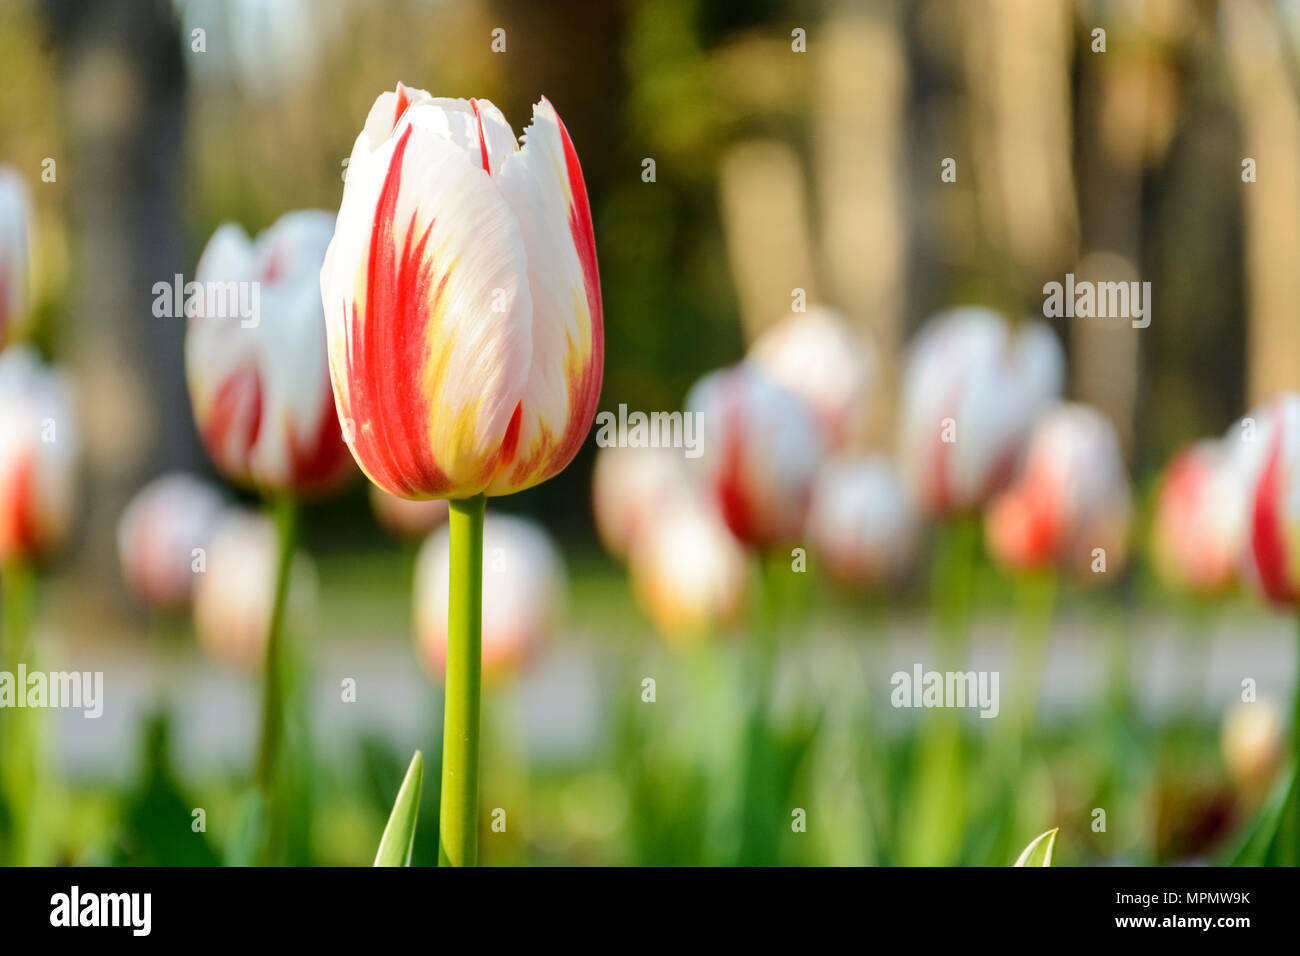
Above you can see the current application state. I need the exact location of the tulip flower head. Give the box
[591,444,690,560]
[0,346,79,563]
[685,363,824,549]
[1221,698,1283,795]
[805,456,920,588]
[321,84,603,501]
[414,514,565,681]
[369,483,449,539]
[193,509,317,670]
[900,308,1063,517]
[117,472,226,611]
[186,210,354,495]
[748,307,875,452]
[985,403,1132,579]
[0,166,32,347]
[1241,394,1300,606]
[1150,440,1248,596]
[629,491,749,643]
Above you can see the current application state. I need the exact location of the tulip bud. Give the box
[685,363,824,549]
[748,306,875,452]
[899,308,1063,516]
[0,166,32,347]
[1150,440,1248,596]
[629,492,749,642]
[413,514,565,682]
[1221,699,1283,795]
[805,457,920,588]
[591,445,689,561]
[0,346,79,563]
[186,210,354,495]
[984,403,1132,579]
[1241,394,1300,606]
[320,84,603,500]
[369,483,449,540]
[117,472,226,611]
[193,510,316,669]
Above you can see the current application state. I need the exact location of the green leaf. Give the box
[374,751,424,867]
[1222,766,1294,866]
[1013,827,1058,867]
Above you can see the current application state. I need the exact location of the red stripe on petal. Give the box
[469,98,491,174]
[394,84,412,127]
[345,125,451,498]
[202,362,262,482]
[1252,421,1296,605]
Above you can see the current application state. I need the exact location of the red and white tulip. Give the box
[117,472,226,611]
[0,166,32,348]
[320,84,602,500]
[805,456,920,588]
[629,490,749,643]
[748,307,875,452]
[1241,394,1300,606]
[186,210,354,495]
[899,308,1063,517]
[1150,439,1249,596]
[591,445,689,561]
[0,346,79,563]
[685,363,824,549]
[984,403,1132,579]
[414,514,565,681]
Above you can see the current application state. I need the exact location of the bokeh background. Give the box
[1,0,1298,865]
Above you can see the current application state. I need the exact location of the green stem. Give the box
[1,559,36,866]
[255,494,297,862]
[1287,615,1300,866]
[439,494,485,867]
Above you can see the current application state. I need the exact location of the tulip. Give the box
[0,167,32,348]
[899,308,1063,517]
[414,515,564,682]
[805,456,919,588]
[591,445,688,561]
[186,209,354,496]
[629,490,749,642]
[1150,440,1248,597]
[116,473,226,611]
[1221,699,1284,798]
[193,509,316,671]
[0,346,78,865]
[685,363,824,549]
[0,346,79,565]
[984,403,1131,579]
[320,84,603,867]
[748,307,875,452]
[370,483,449,540]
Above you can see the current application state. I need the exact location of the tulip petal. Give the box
[486,98,603,495]
[323,115,533,498]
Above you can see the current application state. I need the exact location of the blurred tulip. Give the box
[629,492,749,642]
[186,210,354,495]
[414,514,565,681]
[805,456,919,588]
[193,510,316,670]
[1221,699,1283,795]
[370,483,449,539]
[591,444,689,560]
[899,308,1063,517]
[0,166,32,347]
[748,307,875,451]
[985,403,1132,579]
[1241,394,1300,606]
[0,346,79,563]
[1150,440,1248,596]
[320,83,602,500]
[685,363,824,548]
[116,472,226,611]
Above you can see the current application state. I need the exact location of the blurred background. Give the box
[1,0,1298,866]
